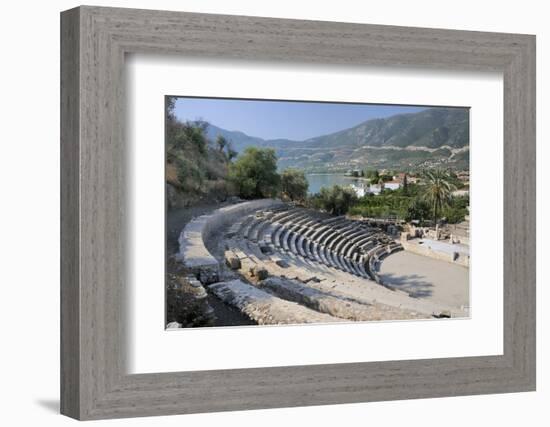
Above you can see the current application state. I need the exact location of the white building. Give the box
[384,181,401,191]
[349,183,367,197]
[452,189,469,197]
[349,181,405,197]
[369,184,382,195]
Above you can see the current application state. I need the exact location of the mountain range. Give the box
[205,107,469,172]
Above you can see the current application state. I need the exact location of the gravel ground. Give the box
[378,250,470,314]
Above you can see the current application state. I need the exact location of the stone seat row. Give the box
[234,207,403,282]
[367,242,404,286]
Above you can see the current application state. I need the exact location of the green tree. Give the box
[402,173,409,196]
[215,136,238,162]
[170,120,209,154]
[365,169,380,183]
[226,144,238,162]
[166,96,177,121]
[166,120,210,192]
[421,169,457,224]
[405,198,431,223]
[442,195,469,224]
[379,173,393,182]
[215,135,228,153]
[229,147,280,199]
[280,168,309,202]
[316,185,358,216]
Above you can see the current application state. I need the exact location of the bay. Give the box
[305,174,367,195]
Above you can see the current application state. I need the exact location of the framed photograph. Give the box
[61,6,536,420]
[166,97,471,327]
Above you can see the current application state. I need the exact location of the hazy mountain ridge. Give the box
[300,107,469,150]
[206,125,296,153]
[204,107,469,171]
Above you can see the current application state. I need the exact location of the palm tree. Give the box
[421,169,457,224]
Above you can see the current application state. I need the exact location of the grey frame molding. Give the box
[60,5,536,420]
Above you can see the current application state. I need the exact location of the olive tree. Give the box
[280,168,309,202]
[229,147,280,199]
[317,185,358,216]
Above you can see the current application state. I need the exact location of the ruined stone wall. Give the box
[401,240,469,267]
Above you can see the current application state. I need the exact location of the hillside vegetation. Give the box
[303,107,469,149]
[166,98,308,207]
[165,99,236,207]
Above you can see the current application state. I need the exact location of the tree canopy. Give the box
[280,168,309,202]
[365,169,380,183]
[229,147,280,199]
[308,185,358,216]
[165,97,235,201]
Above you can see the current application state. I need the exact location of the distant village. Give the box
[343,168,470,198]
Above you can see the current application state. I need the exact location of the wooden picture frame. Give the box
[60,5,536,420]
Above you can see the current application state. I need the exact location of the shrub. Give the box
[405,198,431,223]
[280,168,309,202]
[309,185,358,216]
[229,147,280,199]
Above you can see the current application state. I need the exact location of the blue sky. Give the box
[173,97,427,141]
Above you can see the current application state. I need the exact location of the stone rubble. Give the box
[209,279,344,325]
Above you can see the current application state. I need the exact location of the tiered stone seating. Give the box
[246,208,286,242]
[248,217,269,242]
[242,216,262,240]
[236,216,254,237]
[269,209,306,249]
[326,223,357,273]
[230,205,401,284]
[287,216,315,254]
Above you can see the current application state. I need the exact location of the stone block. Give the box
[166,321,182,329]
[273,258,289,268]
[259,244,272,254]
[435,310,451,318]
[198,267,219,285]
[252,265,269,280]
[224,251,241,269]
[186,275,202,287]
